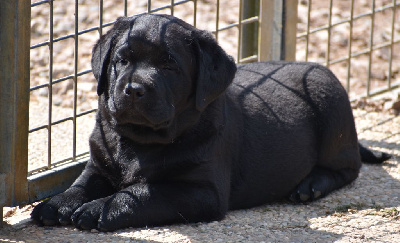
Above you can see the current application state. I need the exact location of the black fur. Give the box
[31,14,390,231]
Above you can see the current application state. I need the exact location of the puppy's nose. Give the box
[124,83,145,99]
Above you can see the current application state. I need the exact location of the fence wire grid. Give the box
[29,0,256,176]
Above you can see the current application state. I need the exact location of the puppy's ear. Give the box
[92,17,131,96]
[194,31,237,111]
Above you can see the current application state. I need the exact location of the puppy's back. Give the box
[226,61,360,209]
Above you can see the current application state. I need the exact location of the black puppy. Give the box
[32,14,390,231]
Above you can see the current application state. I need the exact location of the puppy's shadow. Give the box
[167,142,399,241]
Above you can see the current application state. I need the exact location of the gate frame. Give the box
[0,0,30,225]
[258,0,297,61]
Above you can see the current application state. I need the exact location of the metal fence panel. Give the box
[3,1,292,226]
[296,0,400,99]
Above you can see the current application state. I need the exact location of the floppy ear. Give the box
[194,31,237,111]
[91,17,131,96]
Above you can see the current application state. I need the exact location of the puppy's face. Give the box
[108,17,195,142]
[92,14,236,144]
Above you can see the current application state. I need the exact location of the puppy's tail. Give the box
[359,143,391,164]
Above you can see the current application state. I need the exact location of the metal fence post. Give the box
[0,0,30,225]
[283,0,298,61]
[258,0,297,61]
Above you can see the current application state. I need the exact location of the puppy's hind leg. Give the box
[289,167,359,203]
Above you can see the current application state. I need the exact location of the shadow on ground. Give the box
[1,118,399,242]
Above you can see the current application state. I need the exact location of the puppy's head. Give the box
[92,14,236,144]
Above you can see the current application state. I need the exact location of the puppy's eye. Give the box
[118,59,128,66]
[162,65,174,71]
[161,64,179,73]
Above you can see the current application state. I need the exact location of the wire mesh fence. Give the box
[28,0,258,176]
[296,0,400,99]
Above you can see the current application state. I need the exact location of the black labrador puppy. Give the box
[32,14,390,231]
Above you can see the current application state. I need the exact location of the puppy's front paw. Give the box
[31,192,85,226]
[97,192,139,231]
[71,198,107,230]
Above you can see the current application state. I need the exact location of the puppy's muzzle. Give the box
[124,82,145,100]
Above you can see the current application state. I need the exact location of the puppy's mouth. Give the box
[116,119,172,131]
[111,104,175,132]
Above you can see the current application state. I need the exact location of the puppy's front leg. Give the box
[72,182,224,231]
[31,162,114,226]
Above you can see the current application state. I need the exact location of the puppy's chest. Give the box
[115,145,200,187]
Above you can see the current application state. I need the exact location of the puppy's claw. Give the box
[59,218,71,226]
[299,193,310,202]
[42,218,58,226]
[312,188,322,199]
[78,220,97,231]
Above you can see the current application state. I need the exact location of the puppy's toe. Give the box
[32,203,59,226]
[31,201,45,223]
[58,215,73,226]
[72,200,105,230]
[290,169,340,203]
[289,177,314,203]
[312,188,322,199]
[97,219,113,232]
[72,208,98,230]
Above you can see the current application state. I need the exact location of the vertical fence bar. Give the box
[193,0,197,27]
[258,0,274,61]
[283,0,298,61]
[346,0,355,93]
[0,0,30,223]
[272,0,283,60]
[73,0,79,160]
[99,0,104,37]
[215,0,220,41]
[124,0,128,17]
[326,0,333,67]
[388,0,397,88]
[305,0,312,61]
[148,0,151,13]
[171,0,174,15]
[48,0,54,168]
[237,0,243,62]
[367,0,376,96]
